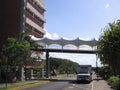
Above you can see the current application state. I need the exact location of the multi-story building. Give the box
[0,0,46,80]
[0,0,46,49]
[25,0,46,38]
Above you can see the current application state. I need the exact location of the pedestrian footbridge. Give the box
[36,37,97,51]
[32,37,98,78]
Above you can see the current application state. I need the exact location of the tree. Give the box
[49,57,78,74]
[97,20,120,74]
[0,37,30,82]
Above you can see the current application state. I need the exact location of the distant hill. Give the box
[49,57,79,74]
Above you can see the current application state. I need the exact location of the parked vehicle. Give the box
[76,65,92,82]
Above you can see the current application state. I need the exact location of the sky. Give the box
[42,0,120,67]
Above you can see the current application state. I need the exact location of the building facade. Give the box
[24,0,46,38]
[0,0,46,80]
[0,0,46,49]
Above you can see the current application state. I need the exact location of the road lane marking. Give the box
[91,81,94,90]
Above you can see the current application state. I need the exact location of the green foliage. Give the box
[49,57,79,73]
[97,20,120,74]
[108,76,120,90]
[2,37,30,67]
[0,35,30,82]
[98,66,114,79]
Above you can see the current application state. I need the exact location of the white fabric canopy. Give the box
[37,37,97,47]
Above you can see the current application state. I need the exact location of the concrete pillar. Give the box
[31,69,34,79]
[46,51,49,78]
[21,67,25,81]
[42,67,44,78]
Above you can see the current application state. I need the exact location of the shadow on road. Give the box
[39,78,91,84]
[48,79,75,82]
[69,80,91,84]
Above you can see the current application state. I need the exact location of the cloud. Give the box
[43,29,101,67]
[29,28,101,67]
[44,29,59,39]
[29,29,59,40]
[29,35,40,40]
[105,4,110,8]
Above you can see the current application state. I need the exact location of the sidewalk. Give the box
[92,75,114,90]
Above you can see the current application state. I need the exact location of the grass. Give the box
[0,81,50,90]
[57,73,76,77]
[0,74,76,90]
[0,88,7,90]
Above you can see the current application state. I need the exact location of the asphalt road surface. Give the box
[22,77,92,90]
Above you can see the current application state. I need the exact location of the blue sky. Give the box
[44,0,120,39]
[43,0,120,67]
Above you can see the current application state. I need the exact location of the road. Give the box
[22,77,92,90]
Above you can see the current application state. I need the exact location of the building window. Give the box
[34,28,43,36]
[26,8,44,27]
[25,23,44,37]
[34,1,45,15]
[25,23,32,31]
[34,14,44,27]
[26,8,33,16]
[28,0,45,15]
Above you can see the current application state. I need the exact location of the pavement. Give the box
[0,75,114,90]
[92,75,114,90]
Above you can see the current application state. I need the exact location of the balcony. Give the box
[25,11,43,28]
[27,0,44,16]
[25,26,43,38]
[26,1,45,22]
[25,16,46,34]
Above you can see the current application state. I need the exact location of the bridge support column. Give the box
[46,51,50,78]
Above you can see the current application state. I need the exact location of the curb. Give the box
[0,80,50,90]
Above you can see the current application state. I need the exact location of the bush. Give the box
[108,76,120,90]
[98,66,114,80]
